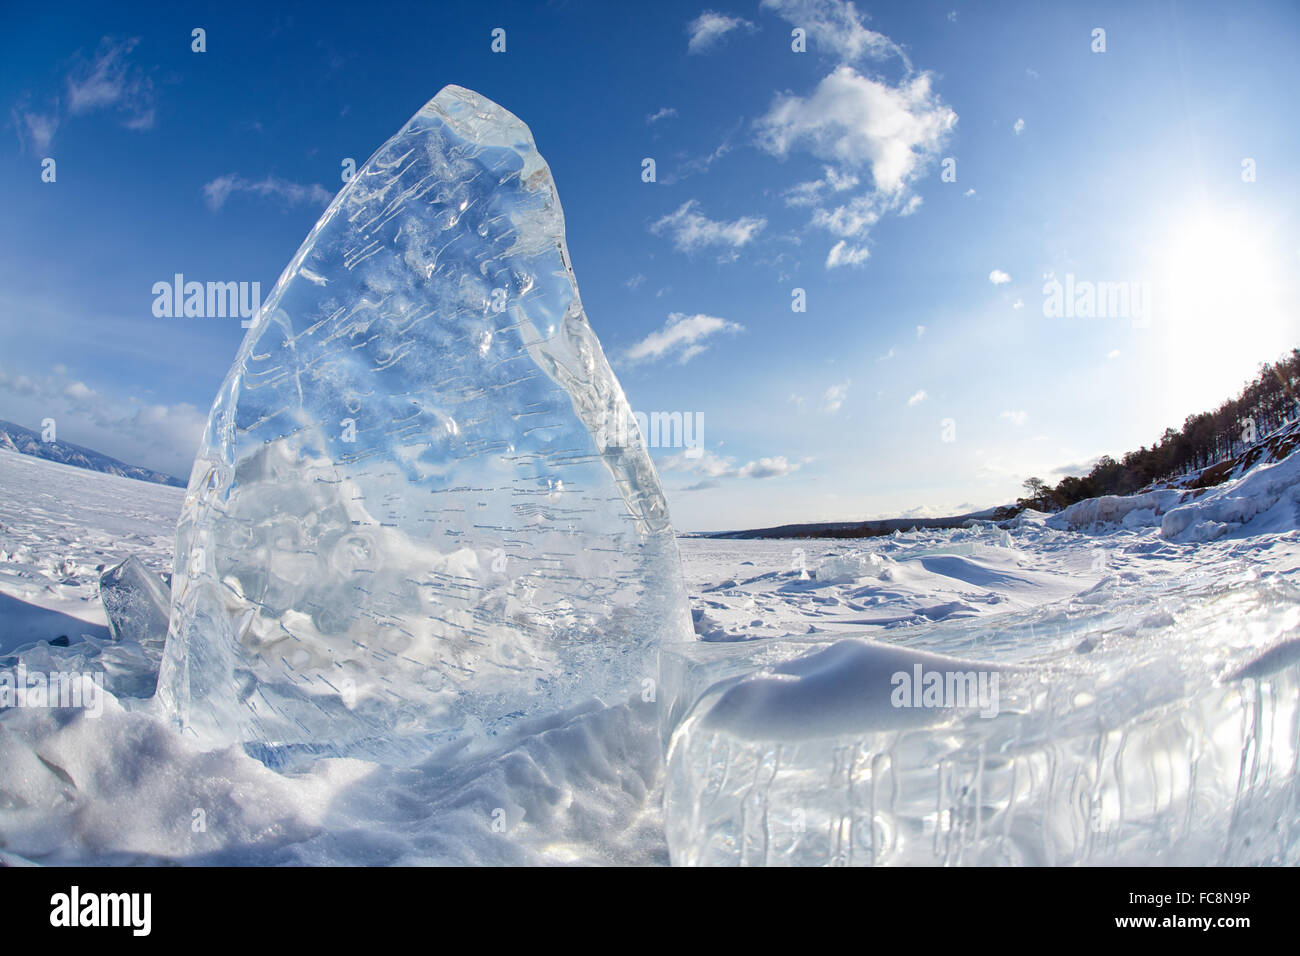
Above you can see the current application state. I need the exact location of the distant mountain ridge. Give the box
[698,507,1004,540]
[0,419,185,487]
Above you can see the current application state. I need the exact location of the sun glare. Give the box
[1155,209,1294,415]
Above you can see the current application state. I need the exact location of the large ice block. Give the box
[157,86,691,763]
[664,577,1300,865]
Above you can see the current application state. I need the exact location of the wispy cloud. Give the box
[761,0,907,67]
[10,106,58,153]
[686,11,755,53]
[66,37,156,129]
[989,269,1011,284]
[661,448,803,480]
[202,173,334,211]
[826,239,870,268]
[1013,117,1026,135]
[1001,410,1029,426]
[908,389,927,406]
[660,119,745,185]
[11,36,155,152]
[1051,456,1102,478]
[622,312,744,365]
[646,107,678,125]
[784,166,860,208]
[651,200,766,254]
[821,379,851,414]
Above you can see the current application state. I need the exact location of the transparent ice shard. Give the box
[99,556,170,650]
[664,577,1300,866]
[157,86,691,763]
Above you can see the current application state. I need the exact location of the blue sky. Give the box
[2,0,1297,531]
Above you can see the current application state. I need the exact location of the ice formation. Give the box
[663,575,1300,866]
[157,86,690,763]
[99,557,170,650]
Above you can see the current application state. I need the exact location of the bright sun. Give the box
[1154,208,1294,415]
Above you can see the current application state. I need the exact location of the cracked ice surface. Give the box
[157,86,690,763]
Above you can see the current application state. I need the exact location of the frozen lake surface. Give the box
[2,448,1298,865]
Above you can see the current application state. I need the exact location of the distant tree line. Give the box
[1018,348,1300,512]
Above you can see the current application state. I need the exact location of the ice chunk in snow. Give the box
[664,577,1300,865]
[816,551,888,583]
[99,556,170,650]
[158,86,691,763]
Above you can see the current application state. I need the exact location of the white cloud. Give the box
[752,3,955,269]
[686,11,754,53]
[907,389,927,406]
[646,107,678,124]
[821,379,851,414]
[826,239,871,268]
[1012,297,1024,309]
[624,273,646,291]
[660,448,734,478]
[1001,410,1029,426]
[756,64,955,266]
[1013,117,1025,135]
[63,380,97,401]
[989,269,1011,284]
[963,187,976,197]
[622,312,743,365]
[203,174,333,211]
[660,449,802,480]
[813,193,882,238]
[1108,349,1120,359]
[756,67,956,196]
[738,456,800,478]
[651,200,766,254]
[916,324,926,338]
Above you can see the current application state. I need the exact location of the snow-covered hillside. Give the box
[0,419,184,488]
[1,444,1299,865]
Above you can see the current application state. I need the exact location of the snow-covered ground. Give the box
[2,446,1298,865]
